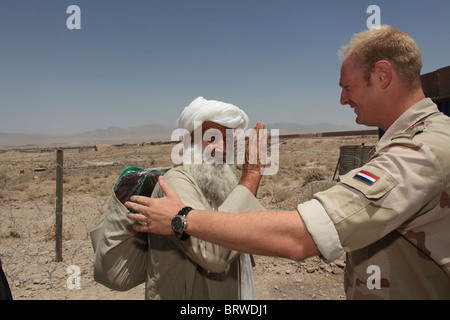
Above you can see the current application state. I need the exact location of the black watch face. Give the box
[171,217,183,233]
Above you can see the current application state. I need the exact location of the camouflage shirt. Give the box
[298,98,450,299]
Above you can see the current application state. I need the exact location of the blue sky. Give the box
[1,0,449,135]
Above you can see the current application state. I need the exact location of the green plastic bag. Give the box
[114,166,165,206]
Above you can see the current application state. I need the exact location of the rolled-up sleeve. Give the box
[297,199,344,263]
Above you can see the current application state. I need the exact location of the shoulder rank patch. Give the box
[391,126,424,141]
[354,170,379,185]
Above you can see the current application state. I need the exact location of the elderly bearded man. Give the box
[91,97,267,300]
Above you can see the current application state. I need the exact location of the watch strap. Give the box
[178,206,193,217]
[178,206,193,241]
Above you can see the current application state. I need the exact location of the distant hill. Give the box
[0,132,58,147]
[265,122,360,135]
[0,122,362,148]
[0,124,176,148]
[73,124,176,141]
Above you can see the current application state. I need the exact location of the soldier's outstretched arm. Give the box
[125,175,320,261]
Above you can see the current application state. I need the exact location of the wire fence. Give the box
[0,142,169,299]
[0,134,378,299]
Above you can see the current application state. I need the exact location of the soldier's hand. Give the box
[125,175,183,235]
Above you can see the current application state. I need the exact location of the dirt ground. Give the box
[0,134,378,300]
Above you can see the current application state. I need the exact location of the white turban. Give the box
[177,96,249,133]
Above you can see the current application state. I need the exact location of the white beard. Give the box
[183,144,238,208]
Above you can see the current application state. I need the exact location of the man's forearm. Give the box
[125,176,320,261]
[185,208,319,261]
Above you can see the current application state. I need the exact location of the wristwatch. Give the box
[171,206,193,241]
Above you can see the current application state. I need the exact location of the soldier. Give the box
[126,26,450,299]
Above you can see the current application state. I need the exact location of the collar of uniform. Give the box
[376,98,439,152]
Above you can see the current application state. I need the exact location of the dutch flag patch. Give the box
[354,170,379,185]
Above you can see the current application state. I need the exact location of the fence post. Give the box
[55,149,63,262]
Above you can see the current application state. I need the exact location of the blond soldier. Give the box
[126,26,450,299]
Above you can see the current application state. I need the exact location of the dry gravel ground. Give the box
[0,134,378,300]
[1,241,346,300]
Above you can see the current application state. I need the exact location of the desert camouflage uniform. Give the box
[298,98,450,299]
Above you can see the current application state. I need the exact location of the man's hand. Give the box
[125,175,183,235]
[238,121,269,195]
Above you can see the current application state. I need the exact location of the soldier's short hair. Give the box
[339,25,423,89]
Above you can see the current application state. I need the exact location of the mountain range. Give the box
[0,122,362,148]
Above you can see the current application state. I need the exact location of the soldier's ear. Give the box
[374,60,392,89]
